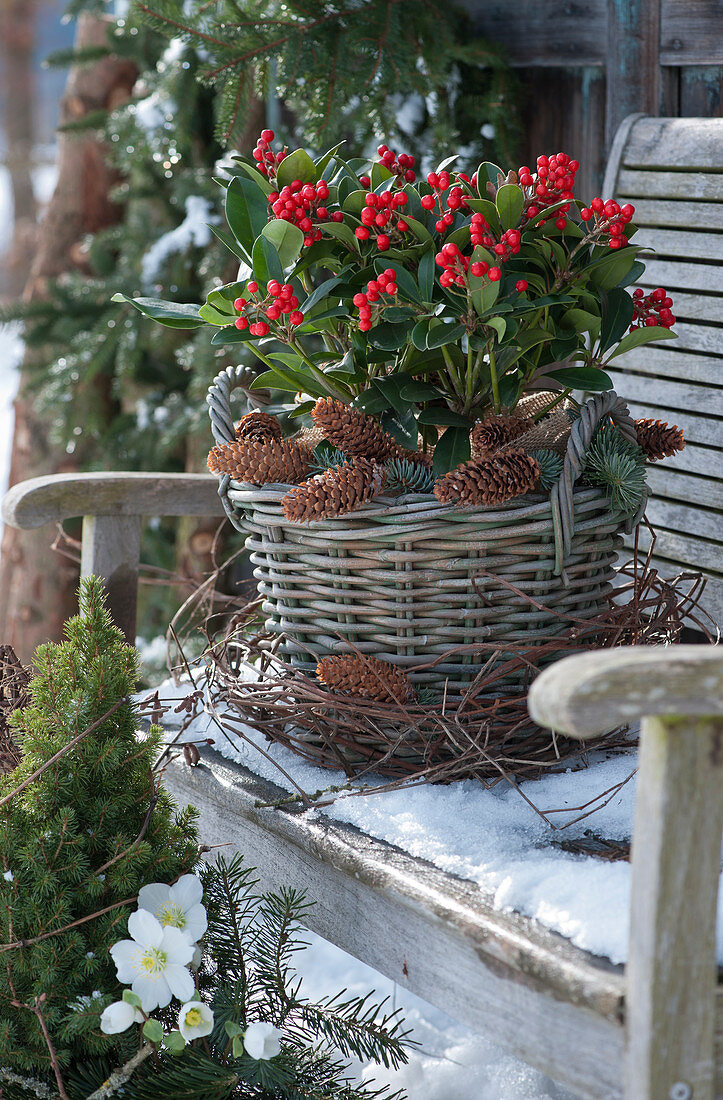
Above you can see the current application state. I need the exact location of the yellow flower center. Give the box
[140,947,167,974]
[156,901,186,929]
[184,1007,203,1028]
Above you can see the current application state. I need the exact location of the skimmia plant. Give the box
[115,133,677,474]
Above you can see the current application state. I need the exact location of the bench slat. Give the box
[622,401,720,448]
[611,375,723,419]
[626,200,723,232]
[617,170,723,201]
[632,259,723,293]
[622,116,723,169]
[634,227,723,263]
[632,292,723,325]
[646,466,723,511]
[632,520,722,576]
[609,346,723,384]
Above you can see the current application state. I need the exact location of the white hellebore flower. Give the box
[178,1000,214,1042]
[110,909,195,1012]
[243,1021,283,1061]
[137,874,207,944]
[100,1000,144,1034]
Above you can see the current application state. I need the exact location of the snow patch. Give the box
[140,195,219,287]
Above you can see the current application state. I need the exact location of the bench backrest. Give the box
[602,114,722,626]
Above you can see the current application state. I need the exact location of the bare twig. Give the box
[84,1042,155,1100]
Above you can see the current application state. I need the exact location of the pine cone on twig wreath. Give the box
[470,414,528,458]
[207,437,311,485]
[312,397,396,458]
[634,418,685,461]
[316,653,413,704]
[434,451,540,507]
[234,410,282,444]
[281,458,386,521]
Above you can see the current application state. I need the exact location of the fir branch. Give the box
[583,426,648,515]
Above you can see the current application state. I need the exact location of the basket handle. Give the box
[206,365,256,447]
[550,390,643,578]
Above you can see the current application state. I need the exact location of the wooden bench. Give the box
[2,115,722,1097]
[603,114,723,625]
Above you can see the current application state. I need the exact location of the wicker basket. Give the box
[207,371,645,697]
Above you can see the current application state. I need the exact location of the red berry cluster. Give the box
[470,212,522,262]
[579,197,635,249]
[356,190,410,251]
[251,129,286,177]
[518,153,579,229]
[376,144,417,183]
[352,269,399,331]
[233,280,304,335]
[420,171,469,232]
[269,177,342,247]
[630,287,675,329]
[435,242,470,288]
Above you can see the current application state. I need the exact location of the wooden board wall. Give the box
[457,0,722,197]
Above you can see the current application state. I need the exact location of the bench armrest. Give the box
[528,646,723,738]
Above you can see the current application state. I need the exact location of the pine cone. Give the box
[312,397,395,458]
[316,654,413,704]
[433,451,540,507]
[281,458,386,522]
[634,418,685,461]
[234,411,282,444]
[471,414,529,458]
[207,437,311,485]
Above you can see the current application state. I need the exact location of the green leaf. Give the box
[232,1036,245,1059]
[143,1019,164,1045]
[225,175,269,253]
[586,247,639,290]
[563,308,601,334]
[485,316,506,341]
[547,365,613,390]
[260,219,304,270]
[251,235,284,291]
[224,1021,244,1039]
[300,275,342,314]
[122,990,142,1008]
[288,400,317,417]
[370,162,393,189]
[342,189,367,216]
[516,326,555,351]
[412,318,431,350]
[164,1030,186,1055]
[418,248,435,302]
[418,408,473,427]
[606,325,678,360]
[426,320,465,348]
[367,320,413,350]
[599,287,634,352]
[208,223,249,263]
[432,425,471,476]
[276,147,317,190]
[199,281,246,326]
[464,197,501,233]
[402,216,433,244]
[111,294,205,329]
[495,184,524,231]
[228,156,274,195]
[315,141,344,177]
[373,259,421,303]
[476,161,504,190]
[321,220,361,252]
[399,381,444,402]
[618,259,646,288]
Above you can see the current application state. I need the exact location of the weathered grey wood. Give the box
[621,402,720,447]
[634,258,723,293]
[456,0,608,67]
[617,169,723,201]
[650,292,723,325]
[621,114,723,168]
[680,64,722,117]
[1,471,225,529]
[81,514,141,643]
[608,374,723,418]
[162,744,626,1100]
[660,0,723,66]
[641,439,719,478]
[605,3,661,149]
[634,227,723,263]
[608,345,723,383]
[625,714,723,1100]
[624,199,723,232]
[632,512,722,575]
[527,645,723,739]
[645,465,721,510]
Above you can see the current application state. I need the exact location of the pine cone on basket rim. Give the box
[434,451,540,507]
[470,414,529,458]
[316,653,413,704]
[234,410,282,444]
[207,437,312,486]
[312,397,396,458]
[281,457,386,522]
[634,417,685,461]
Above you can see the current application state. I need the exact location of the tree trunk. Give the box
[0,0,38,299]
[0,14,136,663]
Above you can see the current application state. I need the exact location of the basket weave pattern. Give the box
[230,485,623,694]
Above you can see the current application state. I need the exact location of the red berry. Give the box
[234,316,249,330]
[281,284,294,297]
[421,195,436,210]
[355,226,370,240]
[247,281,258,293]
[266,304,281,320]
[470,262,484,277]
[515,279,528,292]
[396,219,409,232]
[260,128,274,143]
[488,267,501,281]
[376,234,390,251]
[580,208,592,221]
[289,311,304,325]
[267,280,281,296]
[331,211,344,222]
[386,283,398,295]
[256,321,270,336]
[233,297,247,311]
[353,293,368,307]
[591,197,604,213]
[555,216,567,230]
[359,319,372,331]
